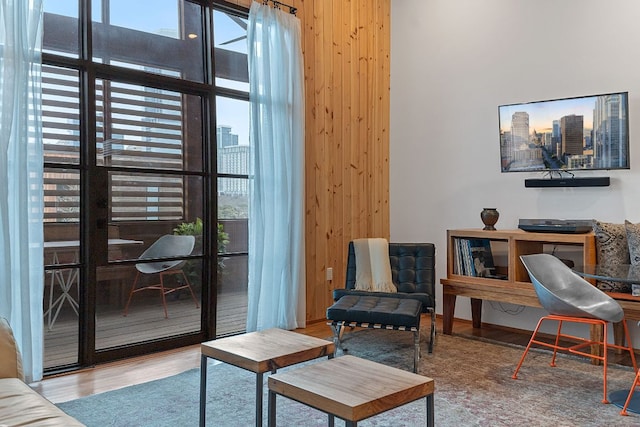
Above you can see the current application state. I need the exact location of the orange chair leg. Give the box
[618,319,639,415]
[550,319,563,367]
[598,318,638,405]
[123,272,141,317]
[602,323,609,404]
[512,317,545,379]
[159,273,169,319]
[621,371,640,416]
[178,270,200,308]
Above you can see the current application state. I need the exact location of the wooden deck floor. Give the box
[44,290,247,369]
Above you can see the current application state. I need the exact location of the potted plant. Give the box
[173,218,230,286]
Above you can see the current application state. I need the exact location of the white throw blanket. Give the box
[353,238,396,293]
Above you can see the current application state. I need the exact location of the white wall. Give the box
[390,0,640,337]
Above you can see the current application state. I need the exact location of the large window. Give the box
[214,9,250,336]
[41,0,251,370]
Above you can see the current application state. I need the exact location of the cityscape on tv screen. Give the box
[499,92,629,172]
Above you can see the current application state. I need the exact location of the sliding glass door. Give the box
[42,0,250,371]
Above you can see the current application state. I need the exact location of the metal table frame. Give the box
[199,328,334,426]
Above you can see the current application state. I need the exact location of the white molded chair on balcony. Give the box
[123,234,199,318]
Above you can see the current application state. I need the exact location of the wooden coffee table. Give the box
[199,328,334,427]
[267,355,435,426]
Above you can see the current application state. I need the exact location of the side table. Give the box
[268,354,435,426]
[199,328,334,426]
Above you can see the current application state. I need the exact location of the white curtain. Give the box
[246,1,305,331]
[0,0,44,382]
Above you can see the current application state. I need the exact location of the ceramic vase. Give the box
[481,208,499,230]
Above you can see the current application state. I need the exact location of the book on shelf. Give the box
[453,238,463,275]
[453,238,472,275]
[453,238,498,278]
[469,238,495,277]
[453,238,468,275]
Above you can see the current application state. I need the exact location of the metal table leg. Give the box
[426,393,434,427]
[199,355,207,426]
[256,372,264,427]
[268,388,276,426]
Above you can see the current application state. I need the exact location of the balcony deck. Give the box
[44,290,247,369]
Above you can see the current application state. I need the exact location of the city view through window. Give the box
[499,92,629,173]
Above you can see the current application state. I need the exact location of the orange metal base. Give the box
[123,269,200,318]
[621,368,640,415]
[512,314,637,404]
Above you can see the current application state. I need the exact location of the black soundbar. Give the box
[524,177,610,188]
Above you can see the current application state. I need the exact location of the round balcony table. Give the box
[44,239,143,329]
[574,264,640,414]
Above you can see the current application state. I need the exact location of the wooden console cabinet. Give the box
[440,228,597,335]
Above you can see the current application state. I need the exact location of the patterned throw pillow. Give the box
[625,220,640,266]
[592,220,631,292]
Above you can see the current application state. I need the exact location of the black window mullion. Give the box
[202,2,217,340]
[79,0,98,368]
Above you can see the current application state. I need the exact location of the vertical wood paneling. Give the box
[327,0,344,312]
[309,0,327,317]
[302,0,390,323]
[320,0,336,310]
[228,0,391,322]
[374,1,390,236]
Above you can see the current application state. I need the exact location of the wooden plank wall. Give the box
[226,0,391,323]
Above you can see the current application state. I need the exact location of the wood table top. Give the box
[268,354,434,421]
[200,328,334,373]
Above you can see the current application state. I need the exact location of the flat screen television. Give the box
[498,91,629,173]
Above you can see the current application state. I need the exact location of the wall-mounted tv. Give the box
[499,91,629,173]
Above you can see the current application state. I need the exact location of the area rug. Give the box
[57,330,640,426]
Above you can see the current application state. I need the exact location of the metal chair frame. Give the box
[513,253,638,405]
[124,268,199,319]
[331,242,436,355]
[621,367,640,415]
[512,313,637,404]
[123,234,199,318]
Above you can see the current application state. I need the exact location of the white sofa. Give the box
[0,317,84,426]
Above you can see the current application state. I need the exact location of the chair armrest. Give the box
[0,317,24,381]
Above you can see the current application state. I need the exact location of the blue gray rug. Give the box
[57,329,640,426]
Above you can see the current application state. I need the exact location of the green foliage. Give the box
[218,204,245,219]
[173,217,203,236]
[217,222,230,253]
[173,218,231,285]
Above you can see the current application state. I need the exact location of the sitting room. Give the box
[3,0,640,425]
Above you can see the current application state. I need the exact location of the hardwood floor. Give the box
[32,315,637,404]
[33,318,331,404]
